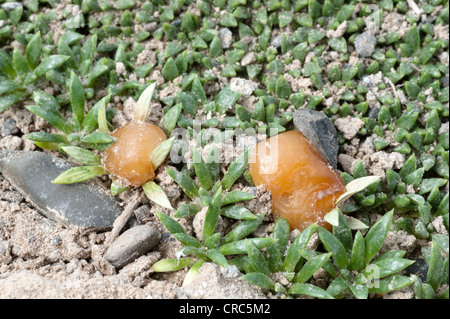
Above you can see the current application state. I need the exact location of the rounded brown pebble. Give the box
[104,225,161,268]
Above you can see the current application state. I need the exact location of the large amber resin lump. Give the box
[249,130,345,231]
[102,121,167,187]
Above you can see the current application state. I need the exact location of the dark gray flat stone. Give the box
[293,108,339,169]
[104,225,161,269]
[404,258,428,282]
[0,150,121,229]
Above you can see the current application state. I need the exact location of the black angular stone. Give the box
[293,108,339,169]
[0,151,121,229]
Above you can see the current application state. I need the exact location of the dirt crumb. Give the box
[334,116,365,140]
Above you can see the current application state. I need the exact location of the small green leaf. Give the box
[165,41,185,58]
[80,131,115,144]
[177,92,198,117]
[12,49,30,79]
[134,82,156,122]
[267,244,283,273]
[336,176,381,205]
[202,185,222,242]
[209,35,223,58]
[399,154,417,178]
[405,25,420,53]
[365,210,394,264]
[419,178,448,195]
[25,104,70,135]
[349,284,368,299]
[272,218,290,254]
[0,49,17,78]
[242,273,275,290]
[166,168,199,200]
[283,224,317,272]
[86,62,109,86]
[324,208,340,227]
[221,190,255,206]
[206,248,229,268]
[110,179,129,196]
[204,232,220,250]
[222,148,250,190]
[289,283,334,299]
[61,146,101,166]
[173,232,202,248]
[27,132,68,145]
[295,252,332,283]
[80,34,97,66]
[96,95,109,134]
[191,147,213,191]
[52,166,106,184]
[386,169,401,193]
[214,85,241,114]
[332,209,353,251]
[34,55,70,77]
[328,37,347,53]
[160,103,182,136]
[69,71,85,124]
[33,90,60,112]
[143,181,173,209]
[326,277,348,298]
[348,231,366,271]
[275,75,291,99]
[220,205,256,220]
[25,32,42,69]
[367,258,414,278]
[396,111,418,131]
[174,203,201,218]
[82,94,112,134]
[191,77,207,103]
[222,214,264,244]
[162,57,179,82]
[219,238,277,255]
[152,257,197,272]
[368,275,413,294]
[317,226,349,269]
[427,241,445,291]
[155,211,186,234]
[151,137,174,169]
[247,239,270,276]
[347,217,369,230]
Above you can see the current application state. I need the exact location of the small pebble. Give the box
[404,258,428,282]
[368,106,381,119]
[104,225,161,269]
[293,108,339,169]
[240,52,256,66]
[1,117,19,137]
[354,32,377,57]
[441,75,449,88]
[218,28,233,49]
[0,239,12,264]
[0,190,24,202]
[1,2,22,11]
[270,35,281,48]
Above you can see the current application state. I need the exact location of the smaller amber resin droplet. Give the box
[249,131,345,231]
[102,121,167,187]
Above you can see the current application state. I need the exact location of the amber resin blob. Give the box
[102,121,167,187]
[249,130,345,231]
